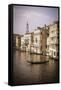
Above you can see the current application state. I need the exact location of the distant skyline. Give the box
[13,6,58,35]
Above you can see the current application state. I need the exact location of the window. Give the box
[54,52,56,56]
[35,38,38,43]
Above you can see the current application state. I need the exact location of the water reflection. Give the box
[29,54,49,62]
[13,50,59,85]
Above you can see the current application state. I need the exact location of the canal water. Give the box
[13,50,59,85]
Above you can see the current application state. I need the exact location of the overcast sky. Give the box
[13,5,58,35]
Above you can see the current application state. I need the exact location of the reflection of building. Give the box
[47,21,59,59]
[13,34,21,49]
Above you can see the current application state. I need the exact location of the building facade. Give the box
[47,21,59,59]
[20,32,34,52]
[13,34,21,49]
[30,25,49,55]
[33,28,42,54]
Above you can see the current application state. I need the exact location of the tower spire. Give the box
[26,21,29,33]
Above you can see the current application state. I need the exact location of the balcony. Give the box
[49,32,58,38]
[49,39,58,45]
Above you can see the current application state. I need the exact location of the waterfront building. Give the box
[20,21,34,52]
[41,25,49,55]
[47,21,59,59]
[20,33,34,52]
[32,25,49,55]
[33,27,42,54]
[20,35,25,51]
[13,34,21,49]
[23,33,33,51]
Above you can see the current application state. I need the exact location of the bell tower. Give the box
[26,21,29,33]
